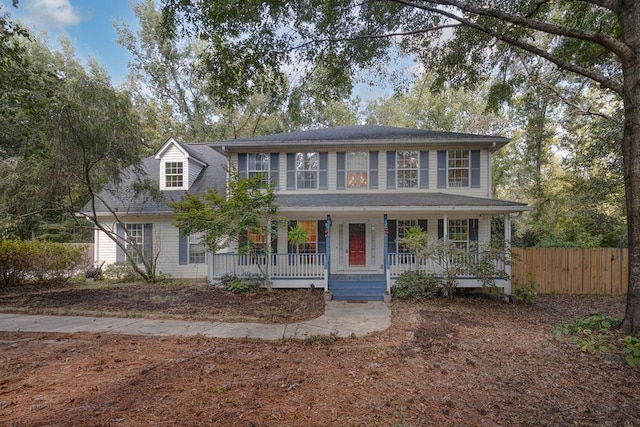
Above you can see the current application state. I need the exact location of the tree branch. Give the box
[389,0,625,95]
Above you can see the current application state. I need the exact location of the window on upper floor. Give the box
[448,150,470,187]
[165,162,184,188]
[247,153,270,183]
[346,152,369,189]
[296,152,318,189]
[397,150,419,188]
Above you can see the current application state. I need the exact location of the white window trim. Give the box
[396,150,419,189]
[447,150,470,188]
[295,152,319,189]
[162,160,186,190]
[188,235,206,264]
[346,151,369,189]
[247,153,271,183]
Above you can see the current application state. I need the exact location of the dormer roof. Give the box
[155,137,208,167]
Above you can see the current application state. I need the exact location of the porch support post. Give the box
[443,213,448,241]
[504,213,513,297]
[325,215,331,291]
[384,214,390,292]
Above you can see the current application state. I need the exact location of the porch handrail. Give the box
[387,252,506,278]
[210,253,326,279]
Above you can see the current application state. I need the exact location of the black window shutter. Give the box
[438,219,444,240]
[270,153,279,189]
[287,220,297,265]
[469,218,479,241]
[286,153,295,190]
[319,152,328,189]
[317,220,327,253]
[387,219,397,253]
[336,152,346,190]
[238,153,247,179]
[116,223,125,262]
[419,151,429,189]
[369,151,378,189]
[271,223,278,265]
[386,151,396,189]
[470,150,480,188]
[437,151,447,188]
[143,224,153,262]
[178,229,188,265]
[418,219,428,233]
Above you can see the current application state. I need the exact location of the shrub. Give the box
[392,270,441,300]
[512,275,538,304]
[103,261,140,283]
[0,239,85,286]
[622,336,640,367]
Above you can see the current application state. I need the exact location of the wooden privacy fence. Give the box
[511,247,628,296]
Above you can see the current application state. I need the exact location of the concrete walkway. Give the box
[0,301,391,340]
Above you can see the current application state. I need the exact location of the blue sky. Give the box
[0,0,397,99]
[0,0,138,85]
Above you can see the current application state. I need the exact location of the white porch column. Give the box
[504,214,513,296]
[443,213,448,241]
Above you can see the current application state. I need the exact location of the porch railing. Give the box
[210,253,326,279]
[387,253,506,278]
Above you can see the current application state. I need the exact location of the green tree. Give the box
[161,0,640,335]
[0,12,59,159]
[364,75,507,135]
[171,172,279,289]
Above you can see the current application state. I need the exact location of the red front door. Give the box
[348,223,366,267]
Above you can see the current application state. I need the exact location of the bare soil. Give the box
[0,282,325,323]
[0,284,638,427]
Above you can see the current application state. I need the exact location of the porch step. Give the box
[329,275,387,301]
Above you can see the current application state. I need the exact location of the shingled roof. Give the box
[276,193,528,213]
[211,124,510,152]
[84,144,226,215]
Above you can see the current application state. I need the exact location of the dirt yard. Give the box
[0,283,638,426]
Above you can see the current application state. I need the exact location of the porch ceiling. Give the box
[276,192,530,214]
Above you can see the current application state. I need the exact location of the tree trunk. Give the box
[619,2,640,336]
[620,98,640,335]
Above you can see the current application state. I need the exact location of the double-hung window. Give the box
[397,151,419,188]
[397,219,418,264]
[165,162,184,188]
[397,220,418,253]
[126,223,144,263]
[346,152,368,188]
[189,238,206,264]
[448,219,469,251]
[247,153,270,183]
[296,152,319,189]
[294,220,318,254]
[448,150,470,187]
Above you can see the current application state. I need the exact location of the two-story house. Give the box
[88,125,529,300]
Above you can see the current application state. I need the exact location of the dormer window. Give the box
[165,162,184,188]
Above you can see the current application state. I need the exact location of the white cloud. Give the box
[25,0,86,29]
